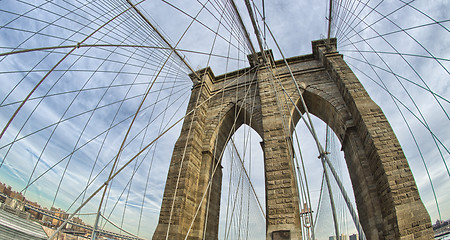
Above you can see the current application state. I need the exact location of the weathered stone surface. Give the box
[153,39,433,240]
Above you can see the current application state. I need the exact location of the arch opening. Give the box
[217,124,266,240]
[293,113,358,240]
[287,88,367,239]
[289,89,349,144]
[193,101,266,239]
[207,102,263,162]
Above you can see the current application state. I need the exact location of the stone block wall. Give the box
[153,40,433,240]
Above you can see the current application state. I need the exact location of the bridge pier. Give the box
[314,39,433,239]
[153,39,433,240]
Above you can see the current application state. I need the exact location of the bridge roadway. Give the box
[21,203,450,240]
[434,228,450,239]
[23,203,144,240]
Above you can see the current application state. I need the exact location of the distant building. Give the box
[349,233,358,240]
[50,207,69,228]
[433,219,450,230]
[0,181,24,201]
[25,200,44,220]
[433,219,450,237]
[329,234,348,240]
[0,181,92,237]
[66,216,88,233]
[10,191,24,201]
[5,197,25,211]
[0,182,12,198]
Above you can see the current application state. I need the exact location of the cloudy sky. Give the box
[0,0,448,239]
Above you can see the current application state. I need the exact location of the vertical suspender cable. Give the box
[323,156,340,239]
[284,91,367,240]
[324,126,340,239]
[253,7,367,237]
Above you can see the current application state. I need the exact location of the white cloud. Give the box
[0,0,448,239]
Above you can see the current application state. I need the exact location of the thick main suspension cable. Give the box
[125,0,197,78]
[243,0,264,53]
[47,65,254,239]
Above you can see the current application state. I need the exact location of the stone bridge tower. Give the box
[153,39,433,240]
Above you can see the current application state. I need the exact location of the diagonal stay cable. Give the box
[64,86,191,215]
[229,139,265,218]
[50,13,154,208]
[343,55,449,104]
[91,0,222,232]
[339,20,450,49]
[399,0,450,33]
[336,0,450,119]
[335,4,449,172]
[99,213,141,239]
[185,70,259,240]
[0,0,152,106]
[125,0,198,78]
[251,4,320,236]
[19,86,190,195]
[0,0,150,139]
[0,82,187,109]
[219,51,263,238]
[159,0,249,57]
[46,58,258,240]
[0,44,246,63]
[256,8,367,237]
[336,12,450,170]
[336,0,382,42]
[200,7,230,238]
[338,0,403,45]
[340,49,450,62]
[103,60,181,233]
[15,10,154,198]
[0,83,189,153]
[346,60,444,219]
[283,88,367,240]
[135,62,185,236]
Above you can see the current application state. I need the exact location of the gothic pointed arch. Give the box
[204,101,263,161]
[153,39,433,240]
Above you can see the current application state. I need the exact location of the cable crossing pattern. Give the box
[0,0,448,239]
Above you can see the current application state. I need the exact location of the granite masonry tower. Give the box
[153,39,433,240]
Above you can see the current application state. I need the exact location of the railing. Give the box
[0,198,144,240]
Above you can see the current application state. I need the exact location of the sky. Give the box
[0,0,449,239]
